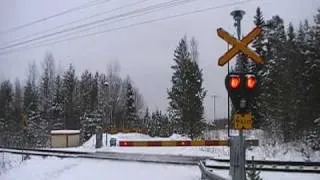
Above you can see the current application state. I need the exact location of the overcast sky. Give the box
[0,0,319,121]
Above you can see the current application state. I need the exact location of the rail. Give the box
[201,160,320,174]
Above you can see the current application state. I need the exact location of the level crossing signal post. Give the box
[217,9,263,180]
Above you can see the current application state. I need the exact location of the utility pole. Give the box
[104,81,109,146]
[104,81,109,127]
[211,95,218,122]
[230,9,246,180]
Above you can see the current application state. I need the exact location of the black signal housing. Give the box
[225,73,257,112]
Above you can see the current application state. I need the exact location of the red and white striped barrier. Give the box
[119,139,259,147]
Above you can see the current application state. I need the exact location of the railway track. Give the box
[1,147,319,173]
[0,147,90,158]
[202,159,320,174]
[0,146,91,154]
[0,147,202,165]
[212,158,320,167]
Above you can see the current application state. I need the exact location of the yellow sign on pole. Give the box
[233,112,253,129]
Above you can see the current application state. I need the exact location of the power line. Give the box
[0,0,150,47]
[0,0,110,34]
[0,0,256,55]
[39,0,197,42]
[0,0,196,50]
[25,0,195,46]
[0,0,257,56]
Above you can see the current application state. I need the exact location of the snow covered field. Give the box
[1,153,319,180]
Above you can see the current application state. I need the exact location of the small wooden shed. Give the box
[50,130,80,148]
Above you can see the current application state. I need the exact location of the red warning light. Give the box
[246,75,256,89]
[229,75,241,89]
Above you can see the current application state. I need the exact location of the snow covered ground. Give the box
[0,152,27,176]
[1,153,319,180]
[0,153,200,180]
[56,131,320,162]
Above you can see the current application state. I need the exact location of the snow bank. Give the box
[168,134,191,140]
[107,133,190,141]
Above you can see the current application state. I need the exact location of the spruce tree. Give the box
[149,110,172,137]
[158,111,172,137]
[256,10,320,143]
[51,75,64,130]
[143,108,151,130]
[39,53,55,132]
[100,69,122,128]
[12,79,23,145]
[91,72,99,111]
[304,9,320,147]
[251,7,267,129]
[125,81,138,129]
[79,70,92,140]
[80,70,93,114]
[284,23,307,140]
[79,70,102,141]
[309,9,320,120]
[168,37,206,139]
[259,15,287,141]
[149,111,160,137]
[253,7,266,59]
[0,80,14,146]
[23,63,46,147]
[62,64,78,129]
